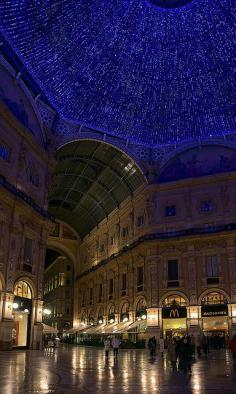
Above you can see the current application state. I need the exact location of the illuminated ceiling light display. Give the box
[0,0,235,146]
[148,0,193,8]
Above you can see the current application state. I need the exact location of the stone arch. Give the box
[96,306,104,320]
[14,276,36,299]
[107,303,115,316]
[198,288,230,306]
[0,60,46,147]
[57,137,147,181]
[157,144,236,184]
[159,291,189,307]
[119,300,129,314]
[46,240,77,269]
[133,295,147,311]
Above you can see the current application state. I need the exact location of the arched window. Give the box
[201,292,227,305]
[162,295,187,307]
[121,302,129,315]
[14,281,32,299]
[136,298,147,313]
[108,304,115,316]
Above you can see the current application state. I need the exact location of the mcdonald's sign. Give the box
[162,307,187,319]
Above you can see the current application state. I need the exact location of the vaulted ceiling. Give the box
[49,140,146,238]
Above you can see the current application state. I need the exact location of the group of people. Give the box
[104,337,121,358]
[148,335,194,374]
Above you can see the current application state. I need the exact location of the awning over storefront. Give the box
[111,321,131,334]
[43,324,58,334]
[127,320,147,333]
[65,325,88,334]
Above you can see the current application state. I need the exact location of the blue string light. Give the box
[0,0,235,146]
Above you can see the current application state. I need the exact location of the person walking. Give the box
[196,334,202,357]
[178,337,192,374]
[167,338,177,369]
[148,336,156,358]
[112,336,121,358]
[104,337,111,358]
[230,335,236,362]
[159,337,165,357]
[201,334,209,356]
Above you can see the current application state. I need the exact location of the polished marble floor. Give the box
[0,346,236,393]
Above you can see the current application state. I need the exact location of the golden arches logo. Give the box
[169,309,179,318]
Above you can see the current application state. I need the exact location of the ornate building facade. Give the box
[76,168,236,340]
[0,62,54,349]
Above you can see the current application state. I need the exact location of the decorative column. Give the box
[146,257,160,339]
[31,299,43,350]
[0,291,15,350]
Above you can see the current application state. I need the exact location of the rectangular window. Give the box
[29,171,39,187]
[122,227,129,238]
[201,200,213,213]
[206,255,219,284]
[89,288,93,305]
[121,273,127,295]
[165,206,176,217]
[168,260,179,287]
[137,215,144,227]
[99,283,103,302]
[0,143,10,161]
[137,266,144,292]
[100,244,105,253]
[23,238,32,272]
[110,236,114,245]
[109,278,114,299]
[82,291,86,307]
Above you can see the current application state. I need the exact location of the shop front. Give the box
[162,295,187,339]
[201,292,229,337]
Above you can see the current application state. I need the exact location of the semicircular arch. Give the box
[159,291,189,307]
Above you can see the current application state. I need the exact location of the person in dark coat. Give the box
[148,336,156,358]
[178,337,192,374]
[230,335,236,361]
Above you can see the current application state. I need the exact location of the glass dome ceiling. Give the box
[0,0,235,146]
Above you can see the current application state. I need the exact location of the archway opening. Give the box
[162,294,188,339]
[13,280,33,348]
[43,248,74,334]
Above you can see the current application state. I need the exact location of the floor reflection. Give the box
[0,347,235,393]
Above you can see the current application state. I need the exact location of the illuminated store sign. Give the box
[201,305,228,317]
[162,307,187,319]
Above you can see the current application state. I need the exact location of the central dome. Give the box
[0,0,235,146]
[148,0,193,8]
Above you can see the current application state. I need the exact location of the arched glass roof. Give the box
[0,0,235,146]
[49,140,146,238]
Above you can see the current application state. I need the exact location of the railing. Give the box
[0,174,54,221]
[78,223,236,279]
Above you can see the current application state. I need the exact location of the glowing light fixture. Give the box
[43,308,51,315]
[109,318,115,324]
[13,302,19,309]
[141,314,147,320]
[123,317,129,323]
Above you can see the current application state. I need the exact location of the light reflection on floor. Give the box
[0,346,235,393]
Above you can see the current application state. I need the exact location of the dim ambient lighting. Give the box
[13,302,19,309]
[43,308,51,316]
[141,314,147,320]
